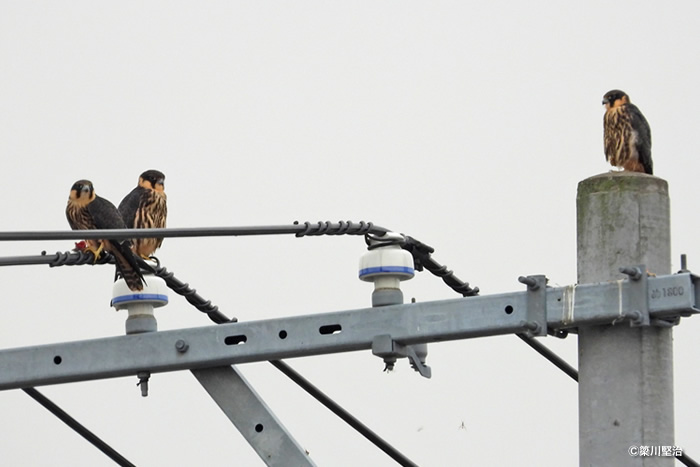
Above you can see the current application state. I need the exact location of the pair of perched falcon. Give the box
[602,89,653,175]
[66,170,167,291]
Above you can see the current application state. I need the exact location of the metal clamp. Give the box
[619,265,650,327]
[371,335,432,379]
[518,275,548,337]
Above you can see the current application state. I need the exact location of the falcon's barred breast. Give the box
[602,89,653,175]
[118,170,167,259]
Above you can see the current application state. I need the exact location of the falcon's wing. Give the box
[107,238,147,291]
[627,103,653,174]
[87,196,128,230]
[117,186,144,228]
[87,195,147,290]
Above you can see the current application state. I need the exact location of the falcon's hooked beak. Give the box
[154,178,165,192]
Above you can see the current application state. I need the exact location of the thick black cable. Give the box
[0,250,234,324]
[22,387,135,467]
[269,360,419,467]
[399,235,479,297]
[677,452,700,467]
[516,334,578,382]
[150,258,235,324]
[0,249,112,267]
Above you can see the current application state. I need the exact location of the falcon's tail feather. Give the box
[133,255,156,275]
[108,240,146,291]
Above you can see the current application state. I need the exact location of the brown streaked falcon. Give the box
[602,90,653,175]
[66,180,146,291]
[118,170,167,259]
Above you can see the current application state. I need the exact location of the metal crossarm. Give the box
[0,272,697,391]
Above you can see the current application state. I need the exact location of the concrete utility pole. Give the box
[577,172,674,466]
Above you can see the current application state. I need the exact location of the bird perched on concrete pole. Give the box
[66,179,147,291]
[118,170,167,259]
[602,89,653,175]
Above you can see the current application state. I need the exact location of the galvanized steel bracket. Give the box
[371,334,432,379]
[619,265,650,327]
[518,275,548,337]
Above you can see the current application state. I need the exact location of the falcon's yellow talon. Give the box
[84,243,104,263]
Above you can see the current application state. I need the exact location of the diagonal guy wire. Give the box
[23,387,136,467]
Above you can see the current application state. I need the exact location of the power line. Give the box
[0,220,479,301]
[151,259,234,324]
[0,220,388,242]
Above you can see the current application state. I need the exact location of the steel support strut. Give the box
[192,366,315,467]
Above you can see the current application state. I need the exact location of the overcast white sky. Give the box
[1,2,699,466]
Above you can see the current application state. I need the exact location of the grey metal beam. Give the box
[0,272,697,391]
[192,366,315,467]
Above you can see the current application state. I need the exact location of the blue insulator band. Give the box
[359,266,415,278]
[111,294,169,306]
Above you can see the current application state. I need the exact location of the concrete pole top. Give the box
[577,171,670,282]
[578,171,667,195]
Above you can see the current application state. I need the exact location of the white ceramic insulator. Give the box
[358,245,415,285]
[111,275,169,310]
